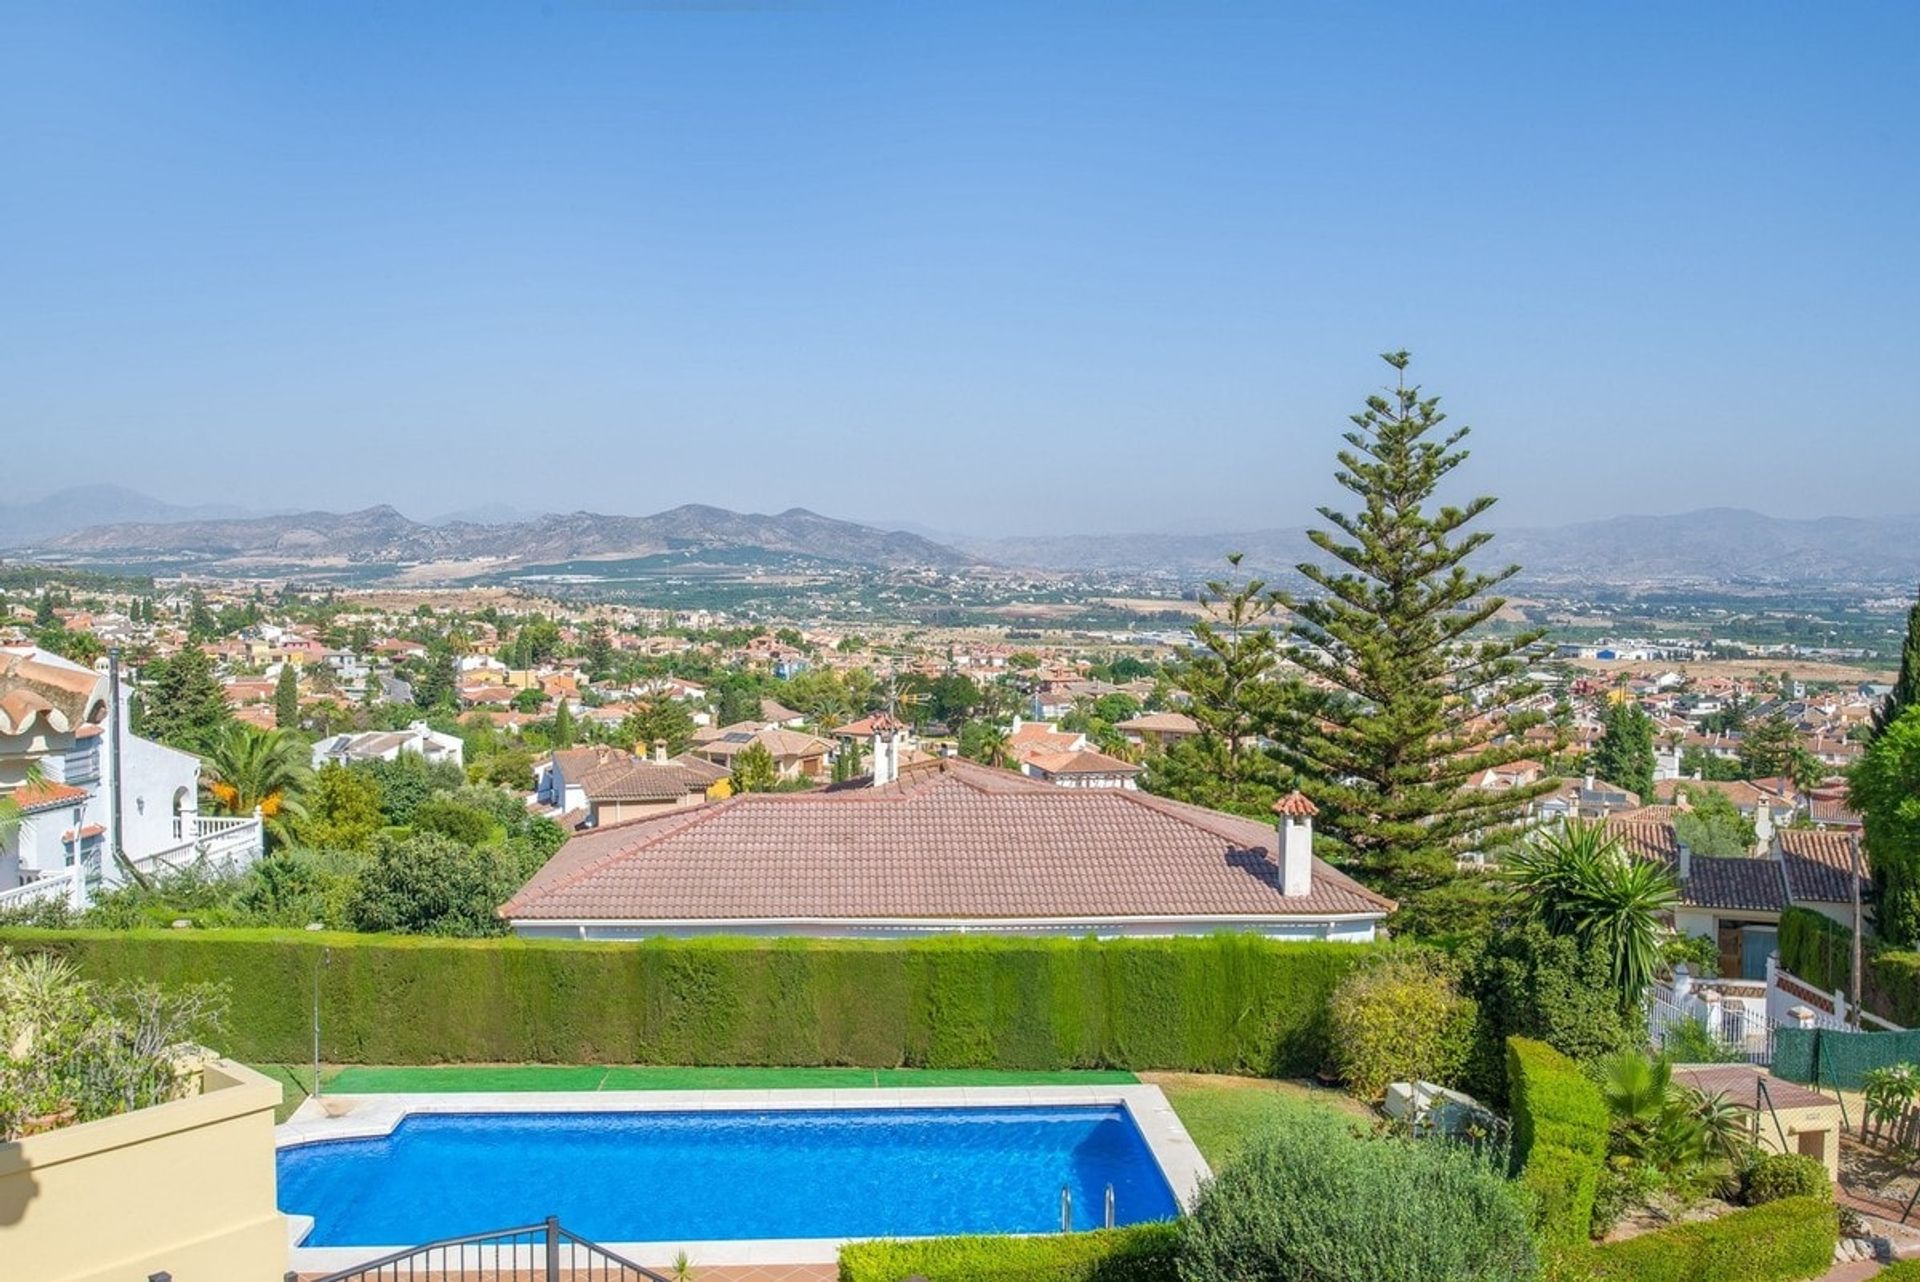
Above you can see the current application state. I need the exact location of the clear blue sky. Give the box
[2,2,1914,536]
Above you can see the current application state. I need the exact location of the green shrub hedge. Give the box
[1743,1152,1831,1206]
[1869,951,1920,1027]
[838,1224,1179,1282]
[0,928,1374,1072]
[1779,906,1853,993]
[1508,1036,1608,1248]
[1561,1196,1837,1282]
[1874,1261,1920,1282]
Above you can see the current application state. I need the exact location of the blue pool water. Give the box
[279,1106,1179,1246]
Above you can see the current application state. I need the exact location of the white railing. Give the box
[0,867,79,912]
[171,814,258,840]
[1649,974,1777,1064]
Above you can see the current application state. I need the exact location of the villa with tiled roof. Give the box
[501,759,1393,941]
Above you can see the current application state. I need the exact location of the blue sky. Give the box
[2,2,1915,536]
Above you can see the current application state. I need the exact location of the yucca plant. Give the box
[1506,819,1679,1006]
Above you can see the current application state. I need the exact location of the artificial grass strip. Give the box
[317,1064,1140,1094]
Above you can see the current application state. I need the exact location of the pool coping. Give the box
[277,1084,1209,1271]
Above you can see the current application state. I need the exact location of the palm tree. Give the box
[1506,819,1679,1006]
[200,724,312,847]
[968,724,1012,769]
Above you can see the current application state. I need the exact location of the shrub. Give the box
[838,1224,1179,1282]
[1507,1038,1608,1247]
[1461,922,1637,1104]
[1742,1152,1831,1206]
[1876,1262,1920,1282]
[1868,952,1920,1027]
[347,833,519,936]
[1176,1108,1538,1282]
[0,928,1374,1070]
[1562,1196,1837,1282]
[408,794,500,847]
[1327,950,1476,1101]
[1779,907,1854,993]
[0,948,226,1139]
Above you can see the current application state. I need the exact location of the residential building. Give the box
[0,647,261,912]
[1115,711,1201,750]
[501,749,1394,941]
[309,721,465,771]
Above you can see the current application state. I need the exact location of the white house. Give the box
[502,748,1394,942]
[0,647,262,912]
[309,721,464,771]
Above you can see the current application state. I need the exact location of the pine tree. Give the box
[1150,561,1296,818]
[141,646,234,752]
[1593,699,1656,800]
[274,663,300,730]
[1871,585,1920,740]
[1272,352,1549,886]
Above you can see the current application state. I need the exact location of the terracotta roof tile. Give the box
[503,759,1393,925]
[1777,829,1863,906]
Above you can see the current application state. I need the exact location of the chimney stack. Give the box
[1754,799,1774,856]
[871,714,900,788]
[1677,837,1692,883]
[651,739,668,764]
[1273,792,1317,897]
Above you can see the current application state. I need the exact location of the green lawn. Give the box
[1141,1072,1369,1168]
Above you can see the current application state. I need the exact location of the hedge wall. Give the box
[838,1224,1179,1282]
[1780,906,1853,993]
[0,928,1373,1073]
[1561,1196,1837,1282]
[1508,1036,1608,1249]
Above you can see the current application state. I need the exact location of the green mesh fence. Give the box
[1772,1026,1920,1089]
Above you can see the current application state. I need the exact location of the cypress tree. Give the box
[1871,585,1920,740]
[1592,699,1656,800]
[552,698,576,750]
[1273,351,1550,887]
[274,663,300,730]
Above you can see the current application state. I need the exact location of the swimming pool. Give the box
[279,1104,1182,1247]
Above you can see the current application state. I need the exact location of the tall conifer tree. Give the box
[273,663,300,730]
[1273,352,1549,886]
[1871,586,1920,740]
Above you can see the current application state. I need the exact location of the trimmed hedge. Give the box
[1508,1037,1608,1248]
[1777,906,1920,1027]
[1780,906,1854,993]
[0,928,1374,1073]
[1875,1262,1920,1282]
[1869,950,1920,1027]
[1561,1196,1837,1282]
[838,1224,1179,1282]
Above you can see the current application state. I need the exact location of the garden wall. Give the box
[0,928,1374,1074]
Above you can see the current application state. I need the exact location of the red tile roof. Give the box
[502,759,1394,925]
[10,780,90,813]
[1777,829,1864,906]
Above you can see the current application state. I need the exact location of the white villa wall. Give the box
[514,917,1382,943]
[110,729,201,859]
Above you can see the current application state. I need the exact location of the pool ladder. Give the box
[1059,1184,1117,1232]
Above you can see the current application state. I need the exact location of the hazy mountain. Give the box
[0,485,253,547]
[423,503,540,527]
[33,502,977,573]
[960,509,1920,589]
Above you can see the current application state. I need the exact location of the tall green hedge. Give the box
[838,1224,1179,1282]
[1779,906,1854,993]
[0,928,1372,1072]
[1508,1036,1608,1248]
[1560,1196,1837,1282]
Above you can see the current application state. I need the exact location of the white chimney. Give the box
[1676,837,1692,883]
[1273,792,1317,897]
[1754,799,1774,856]
[651,739,668,764]
[871,717,899,788]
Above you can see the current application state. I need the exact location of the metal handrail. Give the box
[294,1216,673,1282]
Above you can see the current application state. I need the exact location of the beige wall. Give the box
[1752,1100,1844,1181]
[1,1057,286,1282]
[592,792,704,826]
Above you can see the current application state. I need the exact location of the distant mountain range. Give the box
[6,488,1918,588]
[17,497,973,574]
[0,485,254,548]
[955,508,1920,589]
